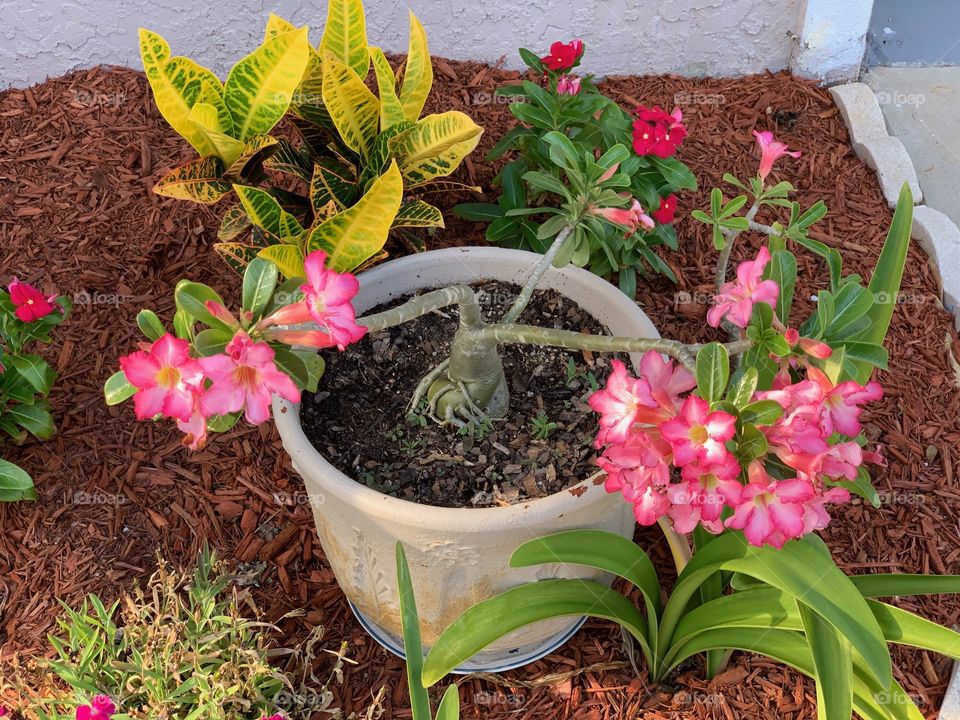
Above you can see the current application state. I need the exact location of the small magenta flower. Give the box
[556,75,581,95]
[753,130,801,179]
[199,330,301,425]
[8,277,58,322]
[659,395,737,467]
[707,246,780,329]
[76,694,116,720]
[119,333,205,422]
[651,194,678,224]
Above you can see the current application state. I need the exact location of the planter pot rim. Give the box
[272,245,659,532]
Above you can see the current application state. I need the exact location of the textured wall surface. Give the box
[1,0,808,88]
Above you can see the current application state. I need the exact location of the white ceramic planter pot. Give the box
[273,247,657,672]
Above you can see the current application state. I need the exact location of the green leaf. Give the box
[104,370,137,406]
[7,354,55,395]
[851,574,960,598]
[827,283,874,338]
[798,602,853,720]
[193,328,232,356]
[434,685,461,720]
[136,309,166,341]
[647,156,697,190]
[837,342,888,371]
[396,543,432,719]
[174,281,232,332]
[766,249,797,322]
[0,459,36,502]
[695,342,729,403]
[241,258,278,318]
[453,203,504,222]
[735,423,768,464]
[869,600,960,658]
[727,367,758,408]
[522,170,570,199]
[423,580,650,687]
[661,534,891,688]
[738,399,783,426]
[8,404,55,439]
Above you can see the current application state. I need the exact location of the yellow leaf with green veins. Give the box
[319,0,370,79]
[224,27,311,141]
[322,58,380,161]
[391,200,445,229]
[306,161,403,272]
[188,103,245,166]
[264,12,297,39]
[139,28,222,156]
[154,157,230,204]
[258,244,306,278]
[388,111,483,184]
[309,160,357,213]
[399,12,432,121]
[369,47,405,130]
[234,185,303,239]
[223,135,280,180]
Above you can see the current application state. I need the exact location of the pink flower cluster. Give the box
[589,349,883,548]
[707,246,780,329]
[76,695,115,720]
[632,106,687,158]
[119,251,365,449]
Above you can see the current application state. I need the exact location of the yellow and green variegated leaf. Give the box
[322,58,380,161]
[388,111,483,184]
[314,198,340,223]
[391,200,444,229]
[319,0,369,79]
[234,185,303,239]
[263,139,312,181]
[154,157,230,204]
[224,27,311,141]
[224,134,280,180]
[139,28,222,156]
[355,249,389,272]
[306,160,403,272]
[197,79,234,135]
[218,205,253,241]
[288,64,330,126]
[187,103,245,166]
[399,12,432,121]
[215,242,262,275]
[407,179,483,194]
[369,47,405,130]
[258,243,306,278]
[264,12,297,39]
[309,158,359,213]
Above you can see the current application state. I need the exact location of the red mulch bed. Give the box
[1,58,959,720]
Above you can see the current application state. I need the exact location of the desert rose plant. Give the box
[0,278,70,501]
[106,122,960,719]
[141,0,482,279]
[456,39,696,296]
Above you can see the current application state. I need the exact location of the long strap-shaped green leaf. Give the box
[799,602,853,720]
[851,573,960,597]
[868,599,960,658]
[659,533,891,688]
[396,543,432,720]
[851,183,913,383]
[421,579,650,687]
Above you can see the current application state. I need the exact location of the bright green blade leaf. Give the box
[799,602,853,720]
[396,543,432,720]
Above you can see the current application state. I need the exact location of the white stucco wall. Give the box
[0,0,840,89]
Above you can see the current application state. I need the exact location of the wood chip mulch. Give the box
[1,58,959,719]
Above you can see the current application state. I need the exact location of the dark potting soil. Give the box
[299,281,630,508]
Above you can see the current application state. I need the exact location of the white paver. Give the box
[829,83,889,145]
[943,661,960,720]
[912,205,960,330]
[852,136,923,208]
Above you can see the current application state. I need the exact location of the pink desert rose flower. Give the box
[652,194,678,224]
[667,455,742,533]
[119,333,204,422]
[660,395,736,467]
[706,246,780,329]
[591,199,654,235]
[632,106,686,158]
[556,75,581,95]
[724,466,816,549]
[588,359,661,446]
[199,330,301,425]
[76,695,116,720]
[807,366,883,436]
[637,350,696,413]
[597,432,672,525]
[176,402,209,451]
[541,39,584,71]
[753,130,801,180]
[797,336,833,359]
[261,715,285,720]
[265,251,366,351]
[8,277,58,322]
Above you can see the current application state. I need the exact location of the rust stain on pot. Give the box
[593,475,605,485]
[568,486,587,497]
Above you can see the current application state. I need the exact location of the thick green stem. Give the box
[358,285,483,332]
[500,225,574,325]
[473,323,698,374]
[657,517,693,573]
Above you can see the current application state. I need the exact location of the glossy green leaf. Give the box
[396,543,432,719]
[695,342,729,403]
[0,459,36,502]
[104,370,137,406]
[136,309,166,341]
[799,602,852,720]
[241,258,278,318]
[8,354,54,395]
[174,281,232,332]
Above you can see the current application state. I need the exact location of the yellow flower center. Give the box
[156,366,181,389]
[688,424,708,446]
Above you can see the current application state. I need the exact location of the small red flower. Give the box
[8,277,57,322]
[541,40,584,72]
[652,194,678,224]
[632,106,687,158]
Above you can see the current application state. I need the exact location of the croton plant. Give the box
[142,0,482,279]
[0,278,70,501]
[456,39,696,297]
